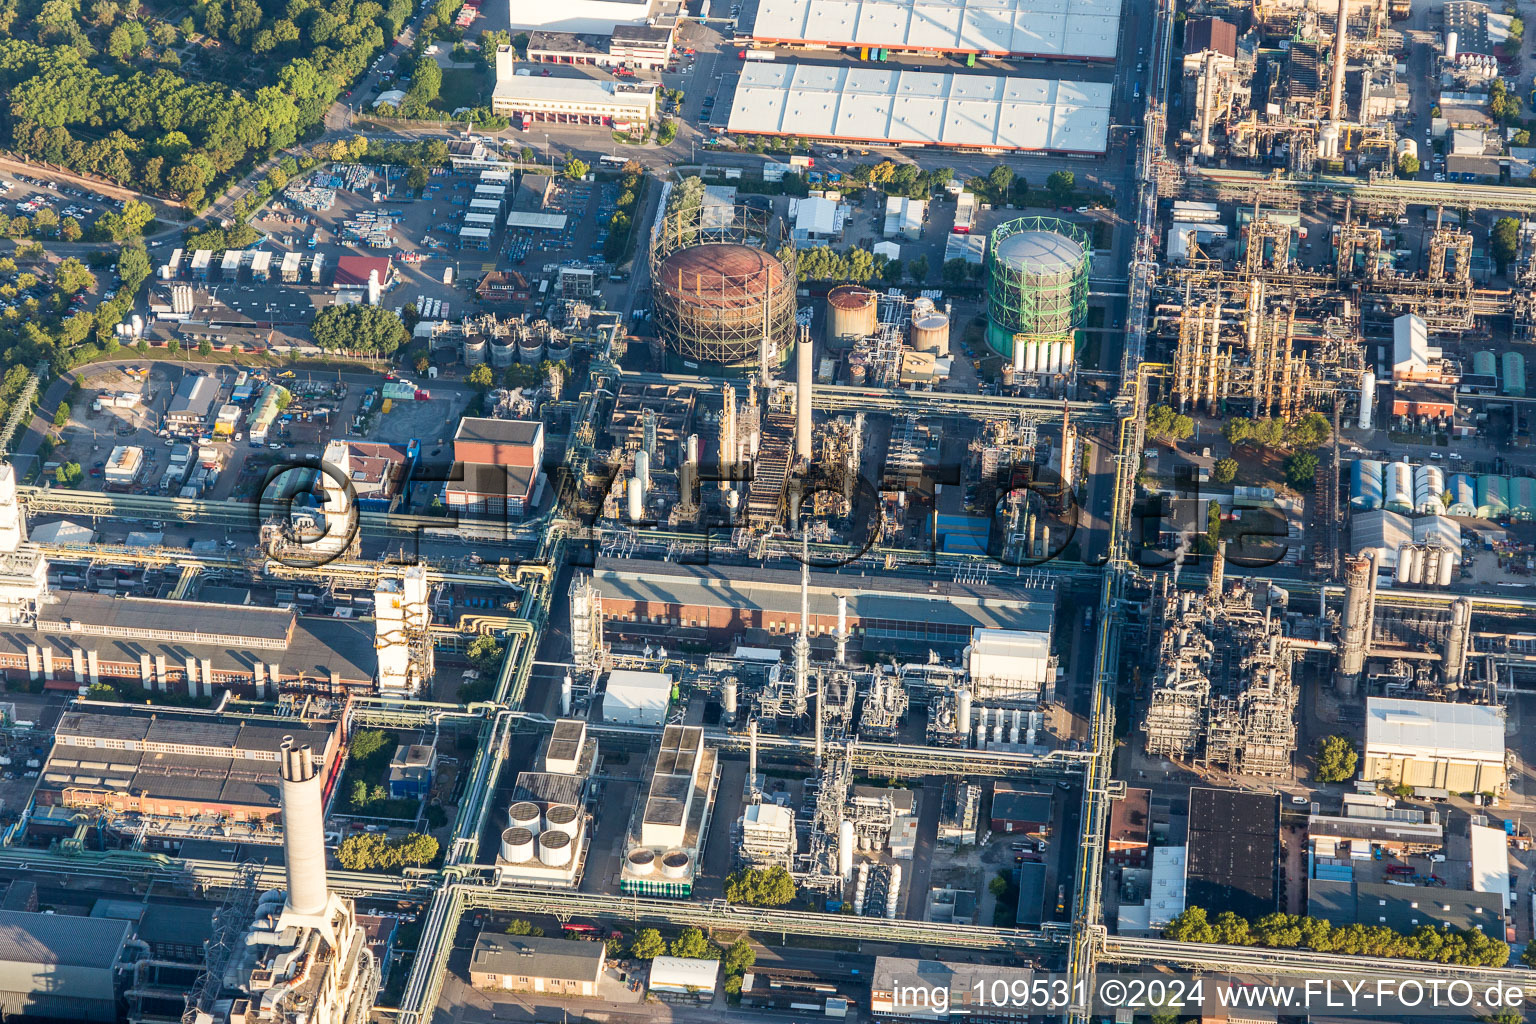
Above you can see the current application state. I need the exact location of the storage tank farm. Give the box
[985,217,1091,372]
[651,198,798,374]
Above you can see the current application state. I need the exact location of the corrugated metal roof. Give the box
[728,64,1110,153]
[1365,697,1504,762]
[751,0,1120,58]
[0,911,129,968]
[471,933,604,983]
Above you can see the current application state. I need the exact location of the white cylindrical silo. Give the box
[538,830,573,867]
[1438,550,1455,586]
[1024,339,1038,373]
[1359,370,1376,430]
[635,450,650,496]
[992,718,1004,744]
[723,678,739,717]
[839,820,855,880]
[886,864,902,918]
[1062,340,1076,368]
[278,740,329,918]
[687,434,700,464]
[957,689,972,736]
[1395,546,1413,583]
[501,826,535,863]
[561,673,572,716]
[1409,546,1426,585]
[510,801,541,831]
[1446,30,1458,59]
[1013,337,1026,372]
[627,848,656,876]
[544,803,580,838]
[661,850,691,879]
[627,476,644,521]
[1051,341,1065,375]
[974,721,986,749]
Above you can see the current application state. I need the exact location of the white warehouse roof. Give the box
[1469,822,1510,905]
[1365,697,1505,763]
[648,956,721,992]
[728,64,1110,154]
[751,0,1121,59]
[605,670,671,708]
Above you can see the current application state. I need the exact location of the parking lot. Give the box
[0,172,119,236]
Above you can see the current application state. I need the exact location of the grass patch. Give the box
[435,66,489,113]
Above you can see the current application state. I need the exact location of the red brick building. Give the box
[1107,786,1151,867]
[445,418,545,516]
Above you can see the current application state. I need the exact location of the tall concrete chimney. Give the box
[796,325,813,462]
[1329,0,1349,121]
[279,738,330,917]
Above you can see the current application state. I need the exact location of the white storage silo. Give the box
[839,820,855,880]
[1358,369,1375,429]
[500,826,535,863]
[544,803,580,838]
[538,829,573,867]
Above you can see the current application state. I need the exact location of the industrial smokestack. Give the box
[1329,0,1349,121]
[796,326,813,462]
[279,738,329,917]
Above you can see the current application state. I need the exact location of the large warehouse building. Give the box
[750,0,1122,60]
[588,557,1055,654]
[493,47,658,127]
[1363,697,1507,795]
[727,64,1111,153]
[1185,788,1279,921]
[30,703,340,834]
[0,590,377,697]
[508,0,656,33]
[0,910,132,1022]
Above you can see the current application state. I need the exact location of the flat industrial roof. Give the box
[727,64,1110,153]
[505,211,570,231]
[37,591,293,647]
[751,0,1120,59]
[1365,697,1505,763]
[1186,788,1279,921]
[491,74,657,111]
[591,557,1054,634]
[0,910,129,968]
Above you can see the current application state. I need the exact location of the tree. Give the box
[669,927,719,960]
[1164,906,1216,943]
[941,258,970,287]
[1046,170,1075,203]
[467,363,494,388]
[988,874,1011,897]
[310,305,406,355]
[656,118,678,145]
[724,865,797,907]
[1213,457,1238,484]
[59,217,82,242]
[1492,216,1520,274]
[466,634,504,673]
[1515,129,1532,147]
[55,461,83,486]
[1206,499,1221,552]
[1316,735,1359,783]
[1283,451,1319,488]
[52,403,70,428]
[1145,404,1194,443]
[723,938,755,976]
[562,155,589,181]
[985,163,1014,201]
[881,259,904,284]
[55,258,97,295]
[505,918,544,936]
[350,728,392,762]
[1396,152,1420,176]
[629,928,666,959]
[907,254,929,282]
[198,339,213,356]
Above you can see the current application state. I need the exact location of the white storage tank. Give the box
[627,848,657,875]
[1358,369,1376,429]
[500,826,535,863]
[490,337,516,368]
[463,336,487,366]
[627,476,644,521]
[1438,548,1455,586]
[661,850,691,879]
[544,803,580,838]
[538,829,573,867]
[509,801,541,830]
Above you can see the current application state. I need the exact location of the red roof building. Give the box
[333,254,393,290]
